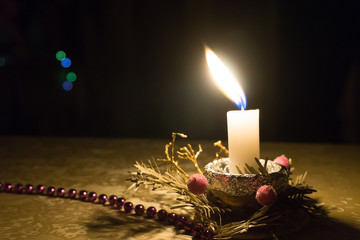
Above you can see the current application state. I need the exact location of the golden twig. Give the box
[177,144,203,174]
[214,141,229,159]
[157,133,189,178]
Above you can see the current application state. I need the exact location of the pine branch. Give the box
[128,160,225,221]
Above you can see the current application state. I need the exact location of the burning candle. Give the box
[205,47,260,174]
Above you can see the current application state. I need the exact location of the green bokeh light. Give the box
[58,70,67,81]
[56,51,66,61]
[66,72,77,82]
[0,57,5,67]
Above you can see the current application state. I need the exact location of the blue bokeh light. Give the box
[61,58,72,68]
[62,81,73,91]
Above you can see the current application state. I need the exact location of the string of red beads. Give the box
[0,182,214,240]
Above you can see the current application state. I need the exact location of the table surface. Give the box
[0,136,359,240]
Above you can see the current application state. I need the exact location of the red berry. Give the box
[256,185,277,206]
[187,174,208,195]
[274,155,290,169]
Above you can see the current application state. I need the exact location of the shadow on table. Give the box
[84,209,360,240]
[286,216,360,240]
[85,209,189,239]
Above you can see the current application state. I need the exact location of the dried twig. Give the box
[157,132,189,178]
[177,144,203,174]
[214,141,229,159]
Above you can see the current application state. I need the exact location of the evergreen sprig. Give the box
[128,135,327,240]
[128,160,225,222]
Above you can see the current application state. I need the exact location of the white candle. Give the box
[227,109,259,173]
[205,46,260,174]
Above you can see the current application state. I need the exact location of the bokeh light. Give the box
[0,57,6,67]
[56,51,66,61]
[66,72,77,82]
[58,70,67,82]
[61,58,71,68]
[62,81,73,91]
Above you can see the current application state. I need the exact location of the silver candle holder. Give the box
[204,158,289,213]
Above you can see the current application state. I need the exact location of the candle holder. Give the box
[201,158,312,239]
[129,133,325,240]
[204,158,289,213]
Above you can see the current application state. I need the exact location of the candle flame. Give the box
[205,47,246,109]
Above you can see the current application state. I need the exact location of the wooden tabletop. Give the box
[0,136,359,239]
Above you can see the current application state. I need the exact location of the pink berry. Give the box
[256,185,277,206]
[274,155,290,169]
[187,174,208,195]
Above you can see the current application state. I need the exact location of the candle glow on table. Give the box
[205,47,260,174]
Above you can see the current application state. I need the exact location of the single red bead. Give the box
[166,213,177,224]
[124,202,133,213]
[88,192,97,202]
[25,184,33,194]
[157,209,167,221]
[176,216,187,228]
[201,229,214,240]
[116,198,126,209]
[57,188,66,197]
[184,221,195,231]
[135,204,145,215]
[192,224,204,238]
[79,190,87,200]
[4,183,12,192]
[146,206,157,218]
[46,186,55,196]
[68,189,77,199]
[36,184,45,194]
[0,183,2,192]
[98,194,108,204]
[109,195,117,206]
[15,184,23,193]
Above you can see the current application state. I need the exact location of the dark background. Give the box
[0,0,359,143]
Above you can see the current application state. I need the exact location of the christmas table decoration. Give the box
[129,132,327,239]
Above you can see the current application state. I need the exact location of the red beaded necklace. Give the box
[0,182,214,240]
